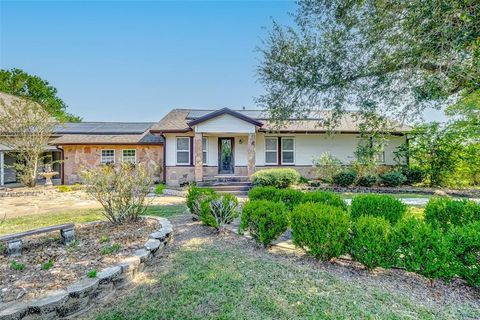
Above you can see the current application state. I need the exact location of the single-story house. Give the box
[150,108,409,186]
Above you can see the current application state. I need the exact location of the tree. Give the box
[0,68,80,122]
[0,95,56,187]
[258,0,480,128]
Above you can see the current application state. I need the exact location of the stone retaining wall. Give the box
[0,217,173,320]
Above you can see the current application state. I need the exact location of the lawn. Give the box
[0,205,187,235]
[91,221,479,320]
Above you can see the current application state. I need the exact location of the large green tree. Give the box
[258,0,479,128]
[0,68,80,122]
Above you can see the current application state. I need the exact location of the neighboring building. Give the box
[151,108,410,186]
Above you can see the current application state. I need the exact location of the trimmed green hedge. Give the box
[332,170,357,187]
[448,221,480,287]
[425,197,480,230]
[291,203,350,260]
[241,200,289,247]
[350,194,407,224]
[379,171,406,187]
[186,185,216,219]
[302,190,348,210]
[251,168,300,188]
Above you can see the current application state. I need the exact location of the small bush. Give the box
[299,176,310,184]
[87,269,97,278]
[402,167,424,185]
[99,235,110,244]
[291,203,350,260]
[41,259,54,270]
[389,217,454,280]
[251,168,300,188]
[100,243,121,255]
[248,186,279,201]
[186,185,216,219]
[425,197,480,230]
[200,193,239,231]
[154,183,166,195]
[302,190,347,211]
[312,152,342,183]
[57,185,72,193]
[248,186,303,210]
[10,260,25,271]
[332,170,357,187]
[241,200,289,247]
[350,194,407,224]
[447,222,480,287]
[379,171,406,187]
[356,175,377,187]
[350,216,391,270]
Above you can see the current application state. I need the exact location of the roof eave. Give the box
[186,108,264,127]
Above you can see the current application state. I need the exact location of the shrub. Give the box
[80,163,154,224]
[41,259,54,270]
[251,168,300,188]
[87,269,97,278]
[356,175,377,187]
[332,170,357,187]
[248,186,303,210]
[350,194,407,224]
[154,183,166,195]
[425,197,480,230]
[350,216,391,270]
[248,186,279,201]
[241,200,289,247]
[186,185,216,220]
[389,217,454,280]
[302,190,347,210]
[379,171,406,187]
[100,243,121,255]
[447,222,480,287]
[10,260,25,271]
[200,193,239,231]
[312,152,342,183]
[402,167,424,185]
[291,203,350,260]
[57,185,72,193]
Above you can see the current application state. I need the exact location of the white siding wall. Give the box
[195,114,256,133]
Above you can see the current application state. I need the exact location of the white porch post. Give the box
[0,151,4,186]
[194,132,203,182]
[247,133,256,177]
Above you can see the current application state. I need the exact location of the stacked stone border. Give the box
[0,217,173,320]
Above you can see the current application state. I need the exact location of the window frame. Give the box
[101,149,115,165]
[122,149,137,164]
[264,136,278,165]
[176,137,191,165]
[281,137,295,165]
[202,137,208,165]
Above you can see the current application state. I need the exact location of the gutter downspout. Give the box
[161,134,166,183]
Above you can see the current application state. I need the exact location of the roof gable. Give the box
[187,108,263,127]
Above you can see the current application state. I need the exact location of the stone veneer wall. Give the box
[165,166,249,186]
[0,217,173,320]
[62,145,163,184]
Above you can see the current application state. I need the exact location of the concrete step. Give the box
[208,185,251,192]
[216,190,249,196]
[197,181,252,187]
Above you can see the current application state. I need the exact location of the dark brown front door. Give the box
[218,138,234,174]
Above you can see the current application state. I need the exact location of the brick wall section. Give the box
[62,145,163,184]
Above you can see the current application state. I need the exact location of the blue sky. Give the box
[1,0,445,122]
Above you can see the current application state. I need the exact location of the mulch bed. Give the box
[0,218,157,304]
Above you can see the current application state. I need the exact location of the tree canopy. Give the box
[0,68,81,122]
[258,0,479,128]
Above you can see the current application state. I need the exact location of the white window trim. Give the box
[101,149,115,165]
[202,137,208,166]
[265,136,278,165]
[176,137,191,165]
[281,137,295,165]
[122,149,137,164]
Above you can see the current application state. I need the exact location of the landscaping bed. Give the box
[0,218,158,304]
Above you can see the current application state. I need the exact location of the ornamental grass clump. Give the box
[80,162,154,224]
[350,194,407,224]
[241,200,289,247]
[186,185,216,220]
[291,203,350,260]
[425,197,480,231]
[251,168,300,188]
[200,193,239,232]
[302,190,348,210]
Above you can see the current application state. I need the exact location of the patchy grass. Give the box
[93,230,478,320]
[0,205,187,235]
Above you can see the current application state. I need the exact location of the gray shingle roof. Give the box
[54,122,155,134]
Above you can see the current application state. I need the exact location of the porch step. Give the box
[213,175,250,183]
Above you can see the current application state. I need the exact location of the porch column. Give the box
[0,151,4,186]
[247,133,256,177]
[194,132,203,182]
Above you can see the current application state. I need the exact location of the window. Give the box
[101,149,115,165]
[265,137,278,165]
[122,149,136,164]
[202,137,208,165]
[176,137,190,165]
[281,137,295,164]
[377,150,386,163]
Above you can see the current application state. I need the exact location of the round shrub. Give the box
[350,215,391,270]
[389,217,454,280]
[425,197,480,230]
[350,194,407,224]
[199,193,239,230]
[240,200,289,247]
[379,171,406,187]
[251,168,300,188]
[402,167,424,185]
[302,190,347,211]
[332,170,357,187]
[186,185,216,219]
[248,186,303,211]
[356,175,377,187]
[291,203,350,260]
[248,186,279,201]
[447,222,480,287]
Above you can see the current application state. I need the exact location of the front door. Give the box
[218,138,234,174]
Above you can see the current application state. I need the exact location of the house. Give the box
[151,108,409,186]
